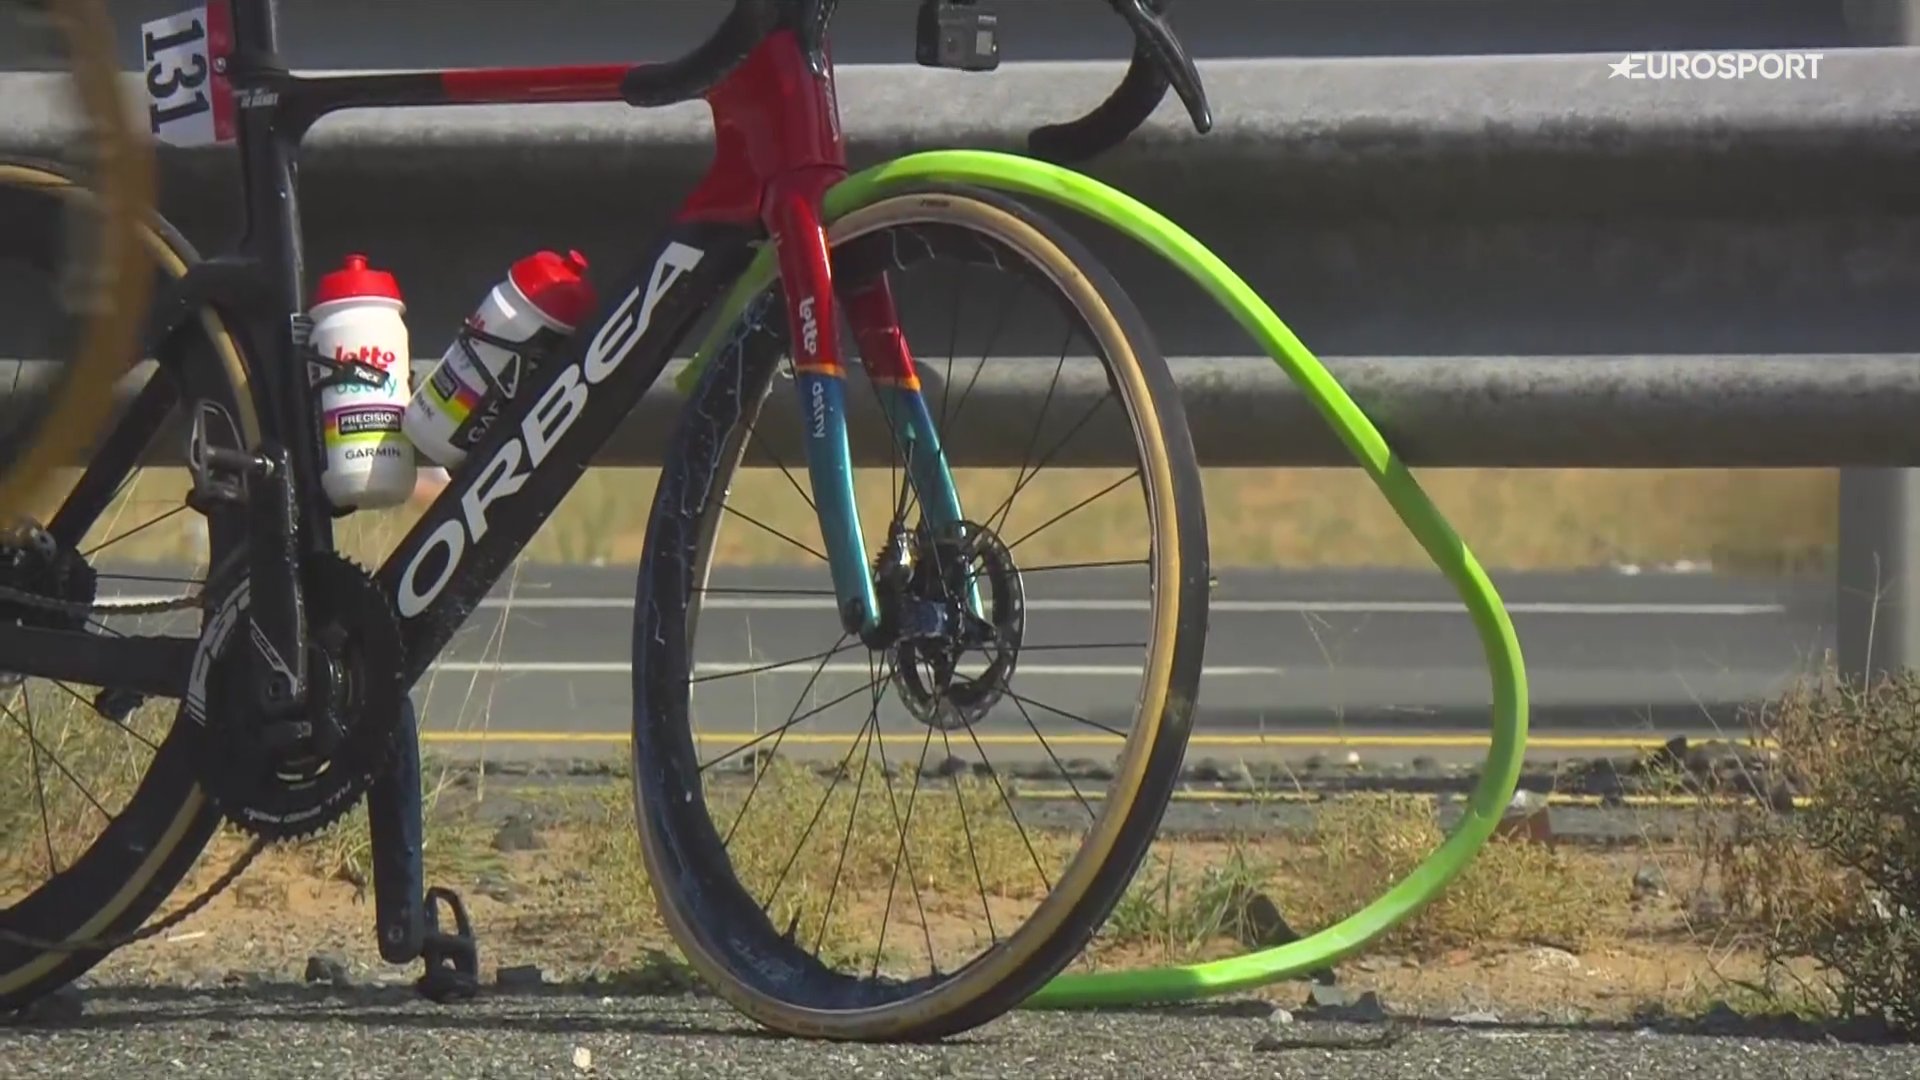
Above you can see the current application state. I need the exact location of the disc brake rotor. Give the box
[890,519,1025,730]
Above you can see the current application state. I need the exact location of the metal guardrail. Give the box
[3,35,1918,677]
[34,353,1917,470]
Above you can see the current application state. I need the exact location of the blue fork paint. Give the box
[794,369,882,635]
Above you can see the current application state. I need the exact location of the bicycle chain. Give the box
[0,579,205,618]
[0,835,266,955]
[0,542,243,620]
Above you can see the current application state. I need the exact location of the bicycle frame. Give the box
[120,0,964,705]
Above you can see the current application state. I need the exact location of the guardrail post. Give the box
[1834,0,1920,687]
[1836,471,1920,685]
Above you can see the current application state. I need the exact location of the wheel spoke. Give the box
[813,658,885,955]
[704,665,878,778]
[717,502,829,563]
[691,640,863,686]
[958,717,1053,893]
[1008,470,1142,552]
[869,704,939,977]
[1003,689,1129,740]
[713,633,852,845]
[760,705,880,918]
[1009,693,1097,823]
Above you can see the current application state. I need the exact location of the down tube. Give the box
[678,156,1531,1008]
[382,222,758,686]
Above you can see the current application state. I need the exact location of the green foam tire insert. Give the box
[678,149,1531,1009]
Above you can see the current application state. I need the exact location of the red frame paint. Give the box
[438,64,631,104]
[424,32,920,387]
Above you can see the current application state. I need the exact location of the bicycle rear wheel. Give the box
[0,0,155,524]
[0,182,254,1010]
[632,184,1208,1041]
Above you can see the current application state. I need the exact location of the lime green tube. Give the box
[679,150,1530,1007]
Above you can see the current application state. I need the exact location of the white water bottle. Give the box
[310,254,417,510]
[402,250,596,470]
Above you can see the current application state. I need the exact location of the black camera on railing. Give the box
[916,0,1002,72]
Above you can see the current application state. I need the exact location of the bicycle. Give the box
[1,0,155,525]
[0,0,1218,1041]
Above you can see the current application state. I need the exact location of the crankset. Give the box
[182,552,404,840]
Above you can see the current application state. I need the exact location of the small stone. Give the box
[208,1028,236,1043]
[491,815,544,853]
[1188,757,1227,783]
[303,954,352,987]
[1302,989,1390,1023]
[1631,864,1666,899]
[1305,983,1353,1010]
[1062,758,1102,779]
[476,873,517,903]
[496,963,545,990]
[1268,1006,1295,1026]
[1237,893,1300,948]
[572,1045,594,1072]
[1525,946,1581,972]
[1010,760,1063,781]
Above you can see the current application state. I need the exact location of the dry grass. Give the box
[1096,795,1608,965]
[59,465,1837,572]
[1686,669,1920,1032]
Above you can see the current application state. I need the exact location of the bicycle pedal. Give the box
[917,1,1000,72]
[185,401,259,509]
[414,885,480,1003]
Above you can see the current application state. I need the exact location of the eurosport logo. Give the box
[1609,51,1824,80]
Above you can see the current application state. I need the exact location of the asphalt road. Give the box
[402,564,1830,765]
[6,987,1913,1079]
[101,563,1833,767]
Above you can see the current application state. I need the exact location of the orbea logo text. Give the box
[1609,51,1825,80]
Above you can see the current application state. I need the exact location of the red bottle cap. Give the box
[509,249,596,329]
[313,254,403,305]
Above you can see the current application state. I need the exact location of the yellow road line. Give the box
[1014,787,1811,810]
[417,730,1767,751]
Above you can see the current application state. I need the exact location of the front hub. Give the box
[876,519,1025,732]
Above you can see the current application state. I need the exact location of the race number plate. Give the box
[138,4,236,147]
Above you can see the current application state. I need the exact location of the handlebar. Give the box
[1028,0,1214,164]
[618,0,1212,164]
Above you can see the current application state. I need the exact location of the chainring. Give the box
[181,553,403,841]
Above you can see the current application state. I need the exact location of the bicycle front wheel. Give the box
[632,184,1209,1041]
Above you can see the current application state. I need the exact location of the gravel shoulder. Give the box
[7,986,1916,1080]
